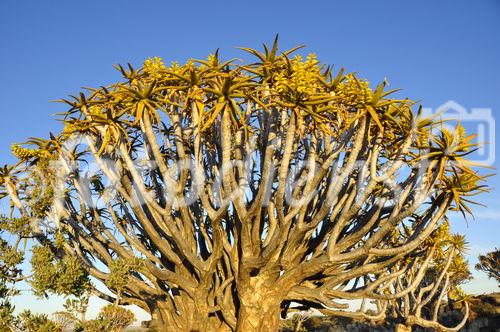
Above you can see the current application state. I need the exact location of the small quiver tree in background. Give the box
[476,248,500,284]
[386,221,472,331]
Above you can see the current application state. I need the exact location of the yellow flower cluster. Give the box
[450,254,469,274]
[273,54,321,96]
[11,144,52,160]
[88,105,102,116]
[336,74,373,105]
[143,57,167,79]
[425,220,451,250]
[434,221,450,240]
[169,61,182,75]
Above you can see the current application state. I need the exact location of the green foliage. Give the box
[15,310,61,332]
[106,258,144,297]
[100,304,136,330]
[0,296,15,332]
[30,245,90,297]
[24,159,58,219]
[78,304,135,332]
[54,230,66,249]
[0,215,31,238]
[0,233,22,332]
[0,239,23,282]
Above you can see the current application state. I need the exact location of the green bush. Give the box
[79,304,135,332]
[15,310,61,332]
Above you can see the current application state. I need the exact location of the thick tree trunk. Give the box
[235,273,281,332]
[236,301,281,332]
[145,301,280,332]
[143,272,284,331]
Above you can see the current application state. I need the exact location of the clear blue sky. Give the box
[1,0,499,322]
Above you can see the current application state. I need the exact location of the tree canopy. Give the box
[0,37,489,331]
[476,248,500,284]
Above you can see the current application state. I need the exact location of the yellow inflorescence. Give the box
[273,54,321,96]
[425,220,451,251]
[336,74,373,105]
[11,144,37,159]
[143,57,167,80]
[11,144,52,160]
[169,61,182,75]
[450,254,469,275]
[88,105,102,116]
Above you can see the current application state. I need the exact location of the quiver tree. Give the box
[0,38,489,331]
[385,221,472,331]
[475,248,500,284]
